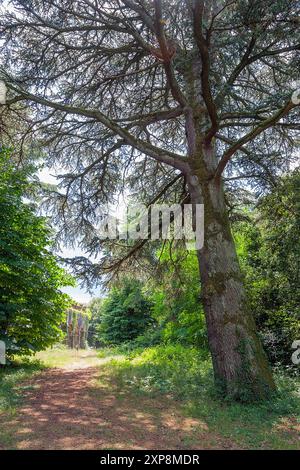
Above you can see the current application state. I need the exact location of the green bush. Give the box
[109,344,212,399]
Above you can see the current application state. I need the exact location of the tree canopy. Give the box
[0,0,298,277]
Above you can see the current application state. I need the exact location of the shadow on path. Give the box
[0,356,239,450]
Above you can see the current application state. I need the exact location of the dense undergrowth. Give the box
[101,344,300,449]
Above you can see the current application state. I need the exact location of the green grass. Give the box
[102,344,300,449]
[0,358,45,414]
[36,345,106,368]
[0,346,109,418]
[35,344,82,367]
[97,346,126,358]
[1,345,299,449]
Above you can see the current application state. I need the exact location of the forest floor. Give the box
[0,347,299,450]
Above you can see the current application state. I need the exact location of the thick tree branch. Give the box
[116,107,183,125]
[216,133,277,185]
[215,34,257,106]
[6,84,188,173]
[153,0,187,108]
[216,41,300,106]
[214,100,298,180]
[192,0,218,143]
[153,0,197,155]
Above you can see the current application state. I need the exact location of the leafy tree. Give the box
[0,148,73,359]
[234,169,300,365]
[1,0,299,398]
[100,279,153,345]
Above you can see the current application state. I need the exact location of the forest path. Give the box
[0,350,238,450]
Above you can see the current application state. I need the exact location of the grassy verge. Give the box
[0,358,45,415]
[0,345,113,417]
[101,344,300,449]
[35,344,84,367]
[0,345,74,415]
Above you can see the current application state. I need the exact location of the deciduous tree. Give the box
[0,147,73,358]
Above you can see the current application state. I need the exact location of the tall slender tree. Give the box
[1,0,299,399]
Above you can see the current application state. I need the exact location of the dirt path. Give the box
[0,351,239,450]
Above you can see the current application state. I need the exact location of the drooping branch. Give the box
[5,83,188,173]
[78,172,184,276]
[214,99,299,180]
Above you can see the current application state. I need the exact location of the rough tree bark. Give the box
[187,145,276,400]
